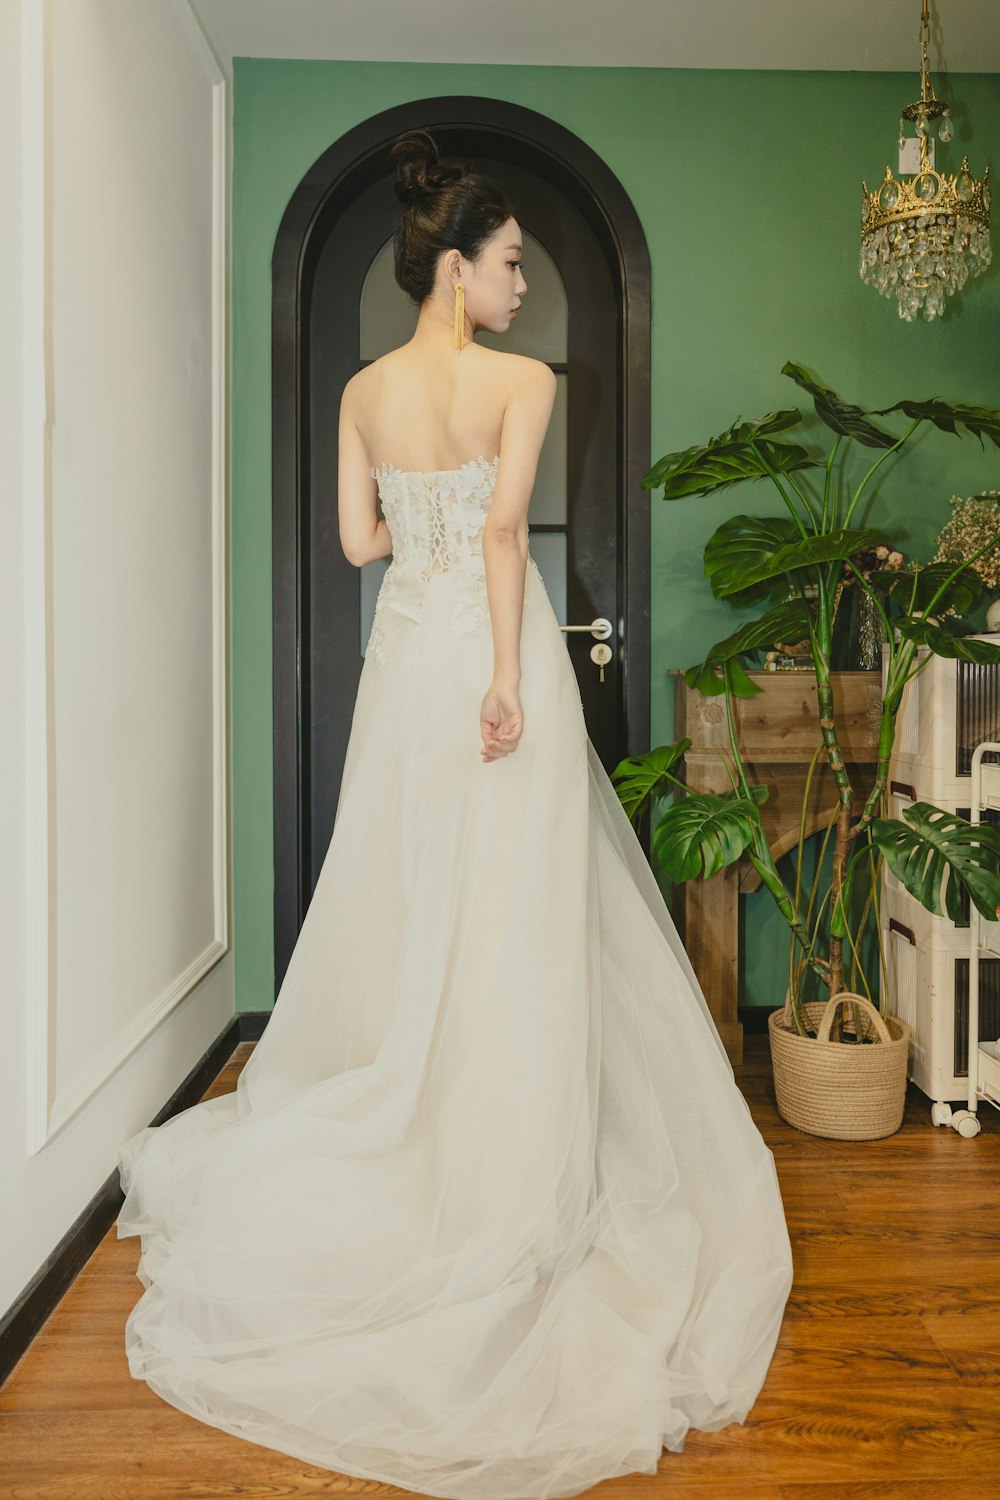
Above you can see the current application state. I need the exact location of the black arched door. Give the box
[272,98,652,990]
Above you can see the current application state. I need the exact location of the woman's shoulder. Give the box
[493,351,557,405]
[490,349,551,376]
[475,348,555,394]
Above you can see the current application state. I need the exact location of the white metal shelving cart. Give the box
[934,739,1000,1137]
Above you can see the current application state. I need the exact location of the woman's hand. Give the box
[480,678,524,762]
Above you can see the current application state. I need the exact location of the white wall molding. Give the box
[22,0,231,1154]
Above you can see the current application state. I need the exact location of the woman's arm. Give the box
[482,361,557,683]
[337,376,392,566]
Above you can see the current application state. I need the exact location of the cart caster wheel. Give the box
[949,1108,982,1138]
[931,1101,953,1127]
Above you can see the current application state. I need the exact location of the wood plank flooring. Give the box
[2,1035,998,1499]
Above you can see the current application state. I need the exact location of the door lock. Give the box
[590,643,613,683]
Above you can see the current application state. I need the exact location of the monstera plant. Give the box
[613,361,1000,1041]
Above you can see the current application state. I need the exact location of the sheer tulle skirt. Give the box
[116,561,794,1499]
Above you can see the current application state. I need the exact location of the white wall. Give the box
[1,0,234,1315]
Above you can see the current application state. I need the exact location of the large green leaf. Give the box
[781,361,901,449]
[653,790,762,882]
[684,654,766,698]
[610,739,691,823]
[867,398,1000,452]
[868,562,984,618]
[892,618,1000,664]
[642,409,821,500]
[726,411,804,440]
[713,524,890,597]
[870,803,1000,923]
[704,515,804,604]
[684,600,814,696]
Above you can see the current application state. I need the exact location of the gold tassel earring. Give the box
[453,281,465,350]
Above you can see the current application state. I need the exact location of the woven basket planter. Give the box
[768,989,910,1140]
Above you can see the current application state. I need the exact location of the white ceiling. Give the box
[189,0,999,75]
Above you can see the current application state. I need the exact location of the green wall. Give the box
[232,60,999,1013]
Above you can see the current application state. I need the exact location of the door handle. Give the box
[559,616,614,641]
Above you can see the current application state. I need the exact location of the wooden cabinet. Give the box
[669,669,883,1065]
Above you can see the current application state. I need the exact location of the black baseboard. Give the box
[0,1011,273,1390]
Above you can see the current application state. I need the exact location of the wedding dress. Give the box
[116,452,794,1500]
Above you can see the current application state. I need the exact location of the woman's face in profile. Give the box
[468,217,528,337]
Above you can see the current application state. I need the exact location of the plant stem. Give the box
[722,664,754,800]
[843,418,921,531]
[793,744,826,921]
[713,745,741,792]
[805,815,837,946]
[847,862,878,998]
[821,434,842,532]
[786,811,838,1031]
[838,866,874,1005]
[850,637,926,839]
[748,439,815,535]
[807,604,856,996]
[868,841,889,1000]
[720,661,828,986]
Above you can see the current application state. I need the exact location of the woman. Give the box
[116,128,794,1500]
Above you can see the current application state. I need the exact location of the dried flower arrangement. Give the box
[932,491,1000,616]
[841,542,906,584]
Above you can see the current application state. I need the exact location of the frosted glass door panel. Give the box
[359,239,413,358]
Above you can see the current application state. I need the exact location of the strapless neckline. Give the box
[371,453,500,480]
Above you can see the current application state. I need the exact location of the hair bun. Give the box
[389,129,465,206]
[423,160,465,192]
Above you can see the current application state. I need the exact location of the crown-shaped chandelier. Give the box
[860,0,991,322]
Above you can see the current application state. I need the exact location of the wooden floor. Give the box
[2,1035,999,1500]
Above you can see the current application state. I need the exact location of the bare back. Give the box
[354,343,524,472]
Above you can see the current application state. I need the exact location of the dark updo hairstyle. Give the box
[388,128,517,307]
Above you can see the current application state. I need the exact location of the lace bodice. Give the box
[371,454,500,574]
[365,454,542,669]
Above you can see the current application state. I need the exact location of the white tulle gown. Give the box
[116,453,794,1500]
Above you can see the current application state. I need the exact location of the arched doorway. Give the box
[271,97,652,988]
